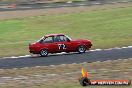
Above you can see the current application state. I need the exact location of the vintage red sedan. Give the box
[29,34,92,56]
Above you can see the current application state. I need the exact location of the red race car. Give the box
[29,34,92,57]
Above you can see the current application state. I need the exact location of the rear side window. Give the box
[59,36,67,42]
[54,35,67,42]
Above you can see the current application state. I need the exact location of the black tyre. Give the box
[40,49,48,57]
[77,45,86,53]
[79,77,91,86]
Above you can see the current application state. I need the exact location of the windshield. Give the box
[37,37,45,42]
[65,35,72,40]
[37,36,54,43]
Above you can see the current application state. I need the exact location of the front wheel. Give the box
[77,45,86,53]
[40,49,48,57]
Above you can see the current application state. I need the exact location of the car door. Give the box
[40,36,59,53]
[61,35,75,52]
[54,35,73,52]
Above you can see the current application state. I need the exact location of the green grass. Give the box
[0,7,132,57]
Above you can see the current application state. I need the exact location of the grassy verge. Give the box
[0,58,132,88]
[0,6,132,57]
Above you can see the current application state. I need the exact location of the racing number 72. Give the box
[58,44,66,50]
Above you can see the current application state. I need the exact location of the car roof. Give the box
[45,34,64,37]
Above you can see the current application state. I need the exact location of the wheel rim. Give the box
[41,50,47,56]
[79,46,85,53]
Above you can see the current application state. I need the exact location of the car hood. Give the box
[29,42,39,46]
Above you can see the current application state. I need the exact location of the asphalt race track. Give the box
[0,0,131,11]
[0,1,103,11]
[0,47,132,69]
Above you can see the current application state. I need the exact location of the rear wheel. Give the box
[40,49,48,57]
[77,45,86,53]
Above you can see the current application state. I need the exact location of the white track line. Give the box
[1,46,132,59]
[66,1,72,3]
[128,46,132,48]
[92,2,101,5]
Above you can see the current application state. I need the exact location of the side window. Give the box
[54,35,68,42]
[59,36,66,42]
[54,36,59,42]
[43,36,53,43]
